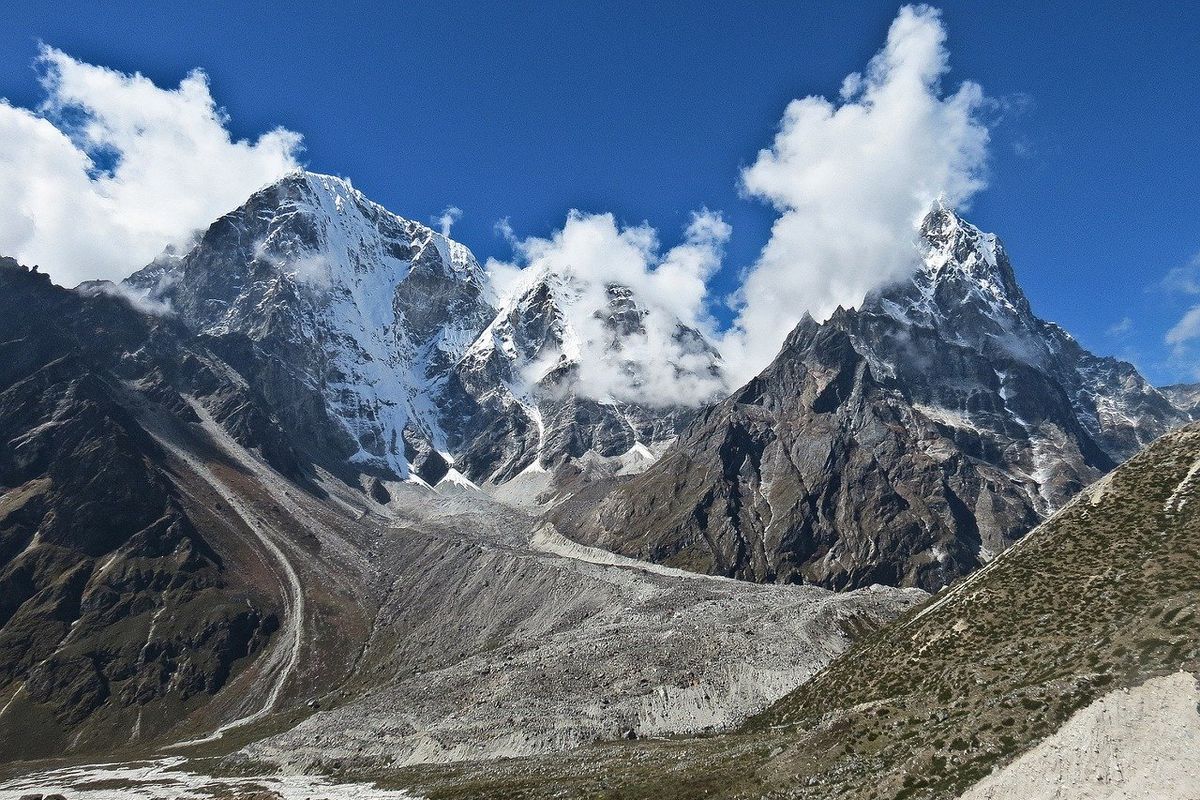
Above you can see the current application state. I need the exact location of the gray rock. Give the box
[575,206,1189,591]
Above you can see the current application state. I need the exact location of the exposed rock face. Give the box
[126,171,723,487]
[577,208,1189,590]
[0,259,280,757]
[1160,382,1200,419]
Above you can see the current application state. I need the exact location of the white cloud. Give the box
[1167,306,1200,348]
[485,210,731,406]
[1157,253,1200,296]
[433,205,462,238]
[1106,316,1133,338]
[1157,252,1200,375]
[720,4,991,383]
[0,45,301,286]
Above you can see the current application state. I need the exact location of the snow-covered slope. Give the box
[127,171,721,487]
[127,171,493,481]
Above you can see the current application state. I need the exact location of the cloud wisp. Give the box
[1107,316,1134,338]
[433,206,463,238]
[0,45,302,286]
[1162,254,1200,356]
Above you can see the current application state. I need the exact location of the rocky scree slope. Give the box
[387,418,1200,800]
[575,207,1188,591]
[234,486,923,774]
[126,171,723,489]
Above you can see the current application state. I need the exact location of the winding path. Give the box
[152,403,306,747]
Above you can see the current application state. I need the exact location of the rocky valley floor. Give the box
[0,386,924,794]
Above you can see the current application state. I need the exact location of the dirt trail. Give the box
[151,405,306,747]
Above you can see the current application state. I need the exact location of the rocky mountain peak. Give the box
[578,206,1189,592]
[251,169,487,293]
[121,175,721,488]
[124,170,496,480]
[897,204,1034,327]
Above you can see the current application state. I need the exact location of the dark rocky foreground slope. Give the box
[573,209,1188,591]
[384,420,1200,800]
[0,258,291,757]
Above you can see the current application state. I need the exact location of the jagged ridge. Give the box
[572,207,1190,591]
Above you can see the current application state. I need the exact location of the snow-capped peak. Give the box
[125,169,496,480]
[920,206,1003,285]
[255,170,487,291]
[126,172,721,487]
[877,205,1034,329]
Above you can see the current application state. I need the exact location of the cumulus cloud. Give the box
[433,205,462,238]
[720,4,991,382]
[0,45,301,286]
[485,210,731,406]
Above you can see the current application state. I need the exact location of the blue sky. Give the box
[1,1,1198,383]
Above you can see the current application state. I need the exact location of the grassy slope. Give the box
[384,422,1200,799]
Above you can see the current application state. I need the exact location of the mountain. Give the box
[125,171,496,484]
[1160,382,1200,419]
[396,419,1200,800]
[571,207,1189,591]
[0,258,297,757]
[126,171,722,489]
[3,171,1194,791]
[0,255,921,769]
[450,264,724,487]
